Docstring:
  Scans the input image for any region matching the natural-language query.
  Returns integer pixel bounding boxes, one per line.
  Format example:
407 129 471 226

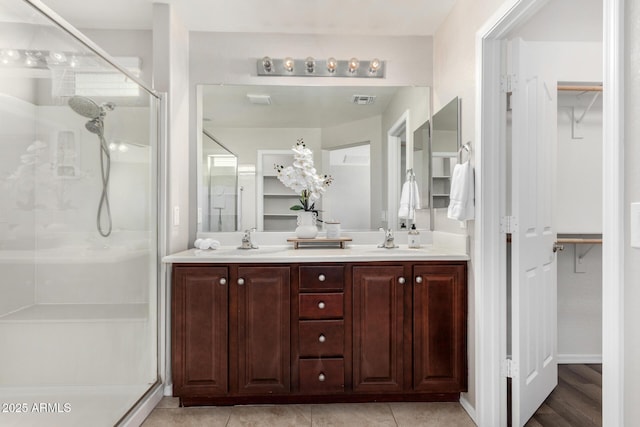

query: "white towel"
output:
447 161 475 221
194 238 221 250
212 186 226 209
398 180 421 221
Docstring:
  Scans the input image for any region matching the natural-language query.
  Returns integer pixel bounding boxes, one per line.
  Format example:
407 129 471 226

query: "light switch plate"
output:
632 203 640 248
173 206 180 227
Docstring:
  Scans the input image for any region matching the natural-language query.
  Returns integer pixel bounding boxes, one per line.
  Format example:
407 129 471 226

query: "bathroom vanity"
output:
165 246 468 406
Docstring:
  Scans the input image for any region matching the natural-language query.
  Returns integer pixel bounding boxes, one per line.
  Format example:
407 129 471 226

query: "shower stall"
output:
0 1 161 425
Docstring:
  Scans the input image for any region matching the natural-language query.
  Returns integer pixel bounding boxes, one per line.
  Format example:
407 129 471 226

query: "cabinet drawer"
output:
299 266 344 291
299 293 344 319
299 358 345 393
299 320 344 357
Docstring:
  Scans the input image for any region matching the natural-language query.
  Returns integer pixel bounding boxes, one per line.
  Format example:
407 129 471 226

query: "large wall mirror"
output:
197 84 430 232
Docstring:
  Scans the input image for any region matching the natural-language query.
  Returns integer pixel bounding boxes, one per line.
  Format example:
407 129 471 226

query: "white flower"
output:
274 138 333 211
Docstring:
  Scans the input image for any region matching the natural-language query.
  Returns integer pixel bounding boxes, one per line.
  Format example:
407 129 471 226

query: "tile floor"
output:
142 398 476 427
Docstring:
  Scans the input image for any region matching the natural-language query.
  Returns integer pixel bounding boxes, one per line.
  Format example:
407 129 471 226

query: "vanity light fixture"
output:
256 57 385 78
283 57 295 72
305 56 315 73
369 58 381 74
261 56 273 73
326 57 338 73
347 57 359 73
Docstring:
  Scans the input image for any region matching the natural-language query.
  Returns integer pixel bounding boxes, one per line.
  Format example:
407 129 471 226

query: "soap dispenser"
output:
408 224 420 248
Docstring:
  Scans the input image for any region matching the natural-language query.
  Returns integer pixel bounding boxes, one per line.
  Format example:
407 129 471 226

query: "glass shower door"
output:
0 1 160 425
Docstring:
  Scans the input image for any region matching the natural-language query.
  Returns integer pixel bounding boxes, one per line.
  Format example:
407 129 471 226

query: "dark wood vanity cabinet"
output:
171 261 466 405
412 263 467 392
172 265 229 397
352 262 467 395
172 264 291 401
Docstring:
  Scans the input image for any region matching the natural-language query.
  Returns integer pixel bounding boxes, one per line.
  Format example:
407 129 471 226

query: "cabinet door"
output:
236 266 291 394
172 266 229 396
352 265 405 392
412 263 467 392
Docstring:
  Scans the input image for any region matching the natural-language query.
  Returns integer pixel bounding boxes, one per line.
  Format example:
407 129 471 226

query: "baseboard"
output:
557 354 602 364
163 384 173 396
459 394 478 425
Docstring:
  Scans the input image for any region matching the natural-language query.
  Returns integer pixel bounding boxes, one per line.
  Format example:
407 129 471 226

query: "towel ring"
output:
458 142 471 163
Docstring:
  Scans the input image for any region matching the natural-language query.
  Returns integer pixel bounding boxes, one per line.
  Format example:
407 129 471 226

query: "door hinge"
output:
501 74 516 93
501 216 518 234
503 359 518 378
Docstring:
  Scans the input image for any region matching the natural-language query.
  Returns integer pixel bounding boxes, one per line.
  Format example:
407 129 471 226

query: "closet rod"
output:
557 238 602 244
505 236 602 245
557 85 602 92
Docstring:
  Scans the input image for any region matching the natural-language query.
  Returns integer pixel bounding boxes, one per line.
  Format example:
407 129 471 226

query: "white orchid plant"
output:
274 139 333 215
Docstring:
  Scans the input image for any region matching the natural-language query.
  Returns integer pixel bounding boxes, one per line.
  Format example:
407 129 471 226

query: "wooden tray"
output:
286 237 352 249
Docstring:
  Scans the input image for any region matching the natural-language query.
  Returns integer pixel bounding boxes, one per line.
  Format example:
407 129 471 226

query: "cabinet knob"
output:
398 277 406 285
415 276 423 284
318 334 326 343
237 278 245 286
219 278 227 285
317 301 326 309
318 274 326 282
318 372 326 382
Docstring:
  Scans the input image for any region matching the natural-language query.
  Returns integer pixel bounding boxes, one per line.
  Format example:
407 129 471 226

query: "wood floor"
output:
525 364 602 427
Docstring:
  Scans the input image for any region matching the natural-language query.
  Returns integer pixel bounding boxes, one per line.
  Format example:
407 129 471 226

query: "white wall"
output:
557 245 602 362
432 0 506 411
557 94 603 234
624 0 640 423
322 115 382 227
188 32 433 240
153 4 190 253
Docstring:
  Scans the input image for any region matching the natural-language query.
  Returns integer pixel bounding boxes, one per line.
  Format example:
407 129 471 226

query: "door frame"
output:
387 110 411 230
474 1 624 426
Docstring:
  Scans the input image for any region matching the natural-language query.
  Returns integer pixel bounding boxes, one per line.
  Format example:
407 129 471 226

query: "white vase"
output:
295 211 318 239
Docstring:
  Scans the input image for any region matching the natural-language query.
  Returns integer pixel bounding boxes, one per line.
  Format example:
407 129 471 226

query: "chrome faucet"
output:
378 227 398 249
238 228 258 249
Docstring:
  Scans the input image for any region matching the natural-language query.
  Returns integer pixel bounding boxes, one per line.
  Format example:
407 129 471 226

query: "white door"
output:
510 38 558 427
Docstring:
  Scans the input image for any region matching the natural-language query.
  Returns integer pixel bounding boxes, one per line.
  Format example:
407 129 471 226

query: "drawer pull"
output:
318 274 326 282
318 301 326 309
318 372 326 382
398 277 406 285
237 278 245 286
415 276 423 284
219 278 227 285
318 334 326 343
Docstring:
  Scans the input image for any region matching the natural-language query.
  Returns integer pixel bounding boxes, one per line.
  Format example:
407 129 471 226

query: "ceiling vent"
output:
246 93 272 105
352 95 376 105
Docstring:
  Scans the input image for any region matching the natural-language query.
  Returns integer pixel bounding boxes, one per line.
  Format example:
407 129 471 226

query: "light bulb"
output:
348 57 359 73
369 58 381 73
326 57 337 73
48 51 66 64
305 56 315 73
118 143 129 153
109 142 117 151
262 56 272 72
283 57 294 72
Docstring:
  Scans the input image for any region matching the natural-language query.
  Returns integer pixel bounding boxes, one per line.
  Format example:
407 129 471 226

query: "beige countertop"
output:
163 244 469 264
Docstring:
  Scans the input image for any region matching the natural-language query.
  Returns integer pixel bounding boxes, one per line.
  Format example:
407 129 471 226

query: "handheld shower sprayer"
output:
68 95 116 237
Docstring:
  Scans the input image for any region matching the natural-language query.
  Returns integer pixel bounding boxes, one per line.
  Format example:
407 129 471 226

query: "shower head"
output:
68 96 101 119
85 118 103 135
